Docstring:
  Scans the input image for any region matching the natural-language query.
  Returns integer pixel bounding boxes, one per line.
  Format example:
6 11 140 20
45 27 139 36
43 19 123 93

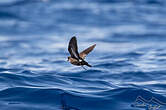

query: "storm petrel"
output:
67 36 96 68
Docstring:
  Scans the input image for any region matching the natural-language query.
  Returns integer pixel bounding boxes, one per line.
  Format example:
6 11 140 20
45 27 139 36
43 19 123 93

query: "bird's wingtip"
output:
72 36 76 38
93 44 96 47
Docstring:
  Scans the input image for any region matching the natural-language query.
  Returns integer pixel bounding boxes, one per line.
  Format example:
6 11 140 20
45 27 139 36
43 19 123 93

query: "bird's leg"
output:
81 66 87 70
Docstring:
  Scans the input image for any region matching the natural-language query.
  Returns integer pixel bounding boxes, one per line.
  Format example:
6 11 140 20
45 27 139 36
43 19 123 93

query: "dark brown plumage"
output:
67 36 96 67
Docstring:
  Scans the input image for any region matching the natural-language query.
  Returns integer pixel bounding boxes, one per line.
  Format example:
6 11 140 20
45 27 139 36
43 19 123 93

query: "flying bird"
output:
67 36 96 69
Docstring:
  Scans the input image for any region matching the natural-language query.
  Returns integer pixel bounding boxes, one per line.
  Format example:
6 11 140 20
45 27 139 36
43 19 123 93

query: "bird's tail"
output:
86 63 92 67
80 59 92 67
84 61 92 67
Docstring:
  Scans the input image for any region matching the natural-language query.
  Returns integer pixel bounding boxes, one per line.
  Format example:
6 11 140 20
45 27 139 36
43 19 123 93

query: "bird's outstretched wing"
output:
79 44 96 59
68 36 80 60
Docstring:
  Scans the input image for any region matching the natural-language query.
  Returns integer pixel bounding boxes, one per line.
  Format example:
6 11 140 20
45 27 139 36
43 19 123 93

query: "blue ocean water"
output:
0 0 166 110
